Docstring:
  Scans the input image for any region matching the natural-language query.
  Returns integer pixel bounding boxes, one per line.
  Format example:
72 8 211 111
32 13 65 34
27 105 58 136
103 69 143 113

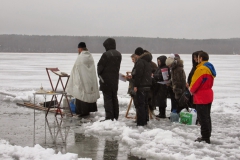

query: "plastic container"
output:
170 109 179 122
190 108 197 125
179 108 197 125
62 97 76 114
62 97 68 108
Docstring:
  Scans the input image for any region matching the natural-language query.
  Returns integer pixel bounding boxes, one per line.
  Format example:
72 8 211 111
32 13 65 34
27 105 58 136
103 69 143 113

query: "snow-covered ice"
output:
0 53 240 160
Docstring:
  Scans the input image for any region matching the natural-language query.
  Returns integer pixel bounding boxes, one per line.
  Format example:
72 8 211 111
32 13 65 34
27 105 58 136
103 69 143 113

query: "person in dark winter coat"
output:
152 55 169 118
187 51 200 109
124 53 138 108
97 38 122 121
166 54 186 113
166 54 179 112
125 54 137 96
147 50 158 113
132 47 152 126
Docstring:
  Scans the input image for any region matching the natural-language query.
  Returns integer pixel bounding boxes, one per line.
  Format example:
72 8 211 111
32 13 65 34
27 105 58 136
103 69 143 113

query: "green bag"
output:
179 112 193 125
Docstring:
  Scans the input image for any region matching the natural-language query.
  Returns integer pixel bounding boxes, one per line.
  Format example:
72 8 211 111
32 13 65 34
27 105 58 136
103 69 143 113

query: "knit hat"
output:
78 42 86 48
134 47 144 56
169 53 175 59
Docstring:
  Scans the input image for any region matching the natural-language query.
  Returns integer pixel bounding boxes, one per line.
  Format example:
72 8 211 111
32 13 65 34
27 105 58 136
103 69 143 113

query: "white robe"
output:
66 51 100 103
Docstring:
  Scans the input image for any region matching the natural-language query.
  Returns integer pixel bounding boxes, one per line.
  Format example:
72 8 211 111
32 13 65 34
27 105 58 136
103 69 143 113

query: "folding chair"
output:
45 68 73 117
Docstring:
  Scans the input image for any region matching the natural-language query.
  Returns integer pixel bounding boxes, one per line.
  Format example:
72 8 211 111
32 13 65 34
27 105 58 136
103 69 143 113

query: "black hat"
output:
78 42 86 48
134 47 144 56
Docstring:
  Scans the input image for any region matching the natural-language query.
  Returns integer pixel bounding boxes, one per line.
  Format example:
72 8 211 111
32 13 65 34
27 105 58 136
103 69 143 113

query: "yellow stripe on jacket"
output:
190 61 215 104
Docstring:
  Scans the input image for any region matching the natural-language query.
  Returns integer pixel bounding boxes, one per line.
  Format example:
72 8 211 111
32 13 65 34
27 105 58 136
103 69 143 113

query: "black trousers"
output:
169 89 178 112
103 91 119 120
158 99 167 116
196 103 212 140
169 88 185 113
136 90 149 126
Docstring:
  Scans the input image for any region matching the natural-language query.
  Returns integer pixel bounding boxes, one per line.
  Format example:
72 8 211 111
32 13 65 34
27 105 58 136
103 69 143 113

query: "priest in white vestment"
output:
66 42 100 116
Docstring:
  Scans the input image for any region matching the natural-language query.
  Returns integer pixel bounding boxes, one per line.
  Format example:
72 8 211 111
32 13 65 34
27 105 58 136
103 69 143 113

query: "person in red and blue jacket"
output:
190 51 216 144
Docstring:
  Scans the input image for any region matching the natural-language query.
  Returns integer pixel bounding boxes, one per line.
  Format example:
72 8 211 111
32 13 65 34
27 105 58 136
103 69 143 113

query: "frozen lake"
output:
0 53 240 160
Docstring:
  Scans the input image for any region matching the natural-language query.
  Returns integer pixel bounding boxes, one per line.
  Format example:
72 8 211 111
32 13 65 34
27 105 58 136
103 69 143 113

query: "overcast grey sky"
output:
1 0 240 39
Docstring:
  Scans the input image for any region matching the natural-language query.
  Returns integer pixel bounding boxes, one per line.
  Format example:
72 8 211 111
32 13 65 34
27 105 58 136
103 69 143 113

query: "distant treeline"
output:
0 34 239 54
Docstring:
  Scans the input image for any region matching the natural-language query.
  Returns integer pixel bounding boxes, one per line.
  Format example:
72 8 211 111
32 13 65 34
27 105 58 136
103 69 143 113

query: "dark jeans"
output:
169 89 178 112
136 90 149 126
103 91 119 120
196 103 212 140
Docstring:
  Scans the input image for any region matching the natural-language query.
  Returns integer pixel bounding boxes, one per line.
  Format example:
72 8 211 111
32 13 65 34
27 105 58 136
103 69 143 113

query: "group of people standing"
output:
66 37 216 144
126 49 187 126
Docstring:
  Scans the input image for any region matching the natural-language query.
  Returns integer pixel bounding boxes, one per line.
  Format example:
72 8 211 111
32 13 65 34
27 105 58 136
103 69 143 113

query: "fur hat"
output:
78 42 86 48
134 47 144 56
174 53 180 59
166 57 175 66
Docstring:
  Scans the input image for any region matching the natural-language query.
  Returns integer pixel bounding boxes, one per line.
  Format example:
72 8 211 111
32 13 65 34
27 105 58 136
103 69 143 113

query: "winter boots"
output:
194 137 211 144
156 107 167 118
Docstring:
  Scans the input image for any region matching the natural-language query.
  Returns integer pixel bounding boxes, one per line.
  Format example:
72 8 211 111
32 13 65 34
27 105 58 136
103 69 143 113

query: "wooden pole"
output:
125 97 133 118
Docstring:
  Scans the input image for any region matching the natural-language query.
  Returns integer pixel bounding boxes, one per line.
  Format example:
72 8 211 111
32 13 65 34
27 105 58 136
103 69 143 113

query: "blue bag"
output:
70 99 76 114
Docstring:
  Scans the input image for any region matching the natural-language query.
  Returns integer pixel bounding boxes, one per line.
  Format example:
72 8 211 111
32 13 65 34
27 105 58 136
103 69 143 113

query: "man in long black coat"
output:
97 38 122 120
